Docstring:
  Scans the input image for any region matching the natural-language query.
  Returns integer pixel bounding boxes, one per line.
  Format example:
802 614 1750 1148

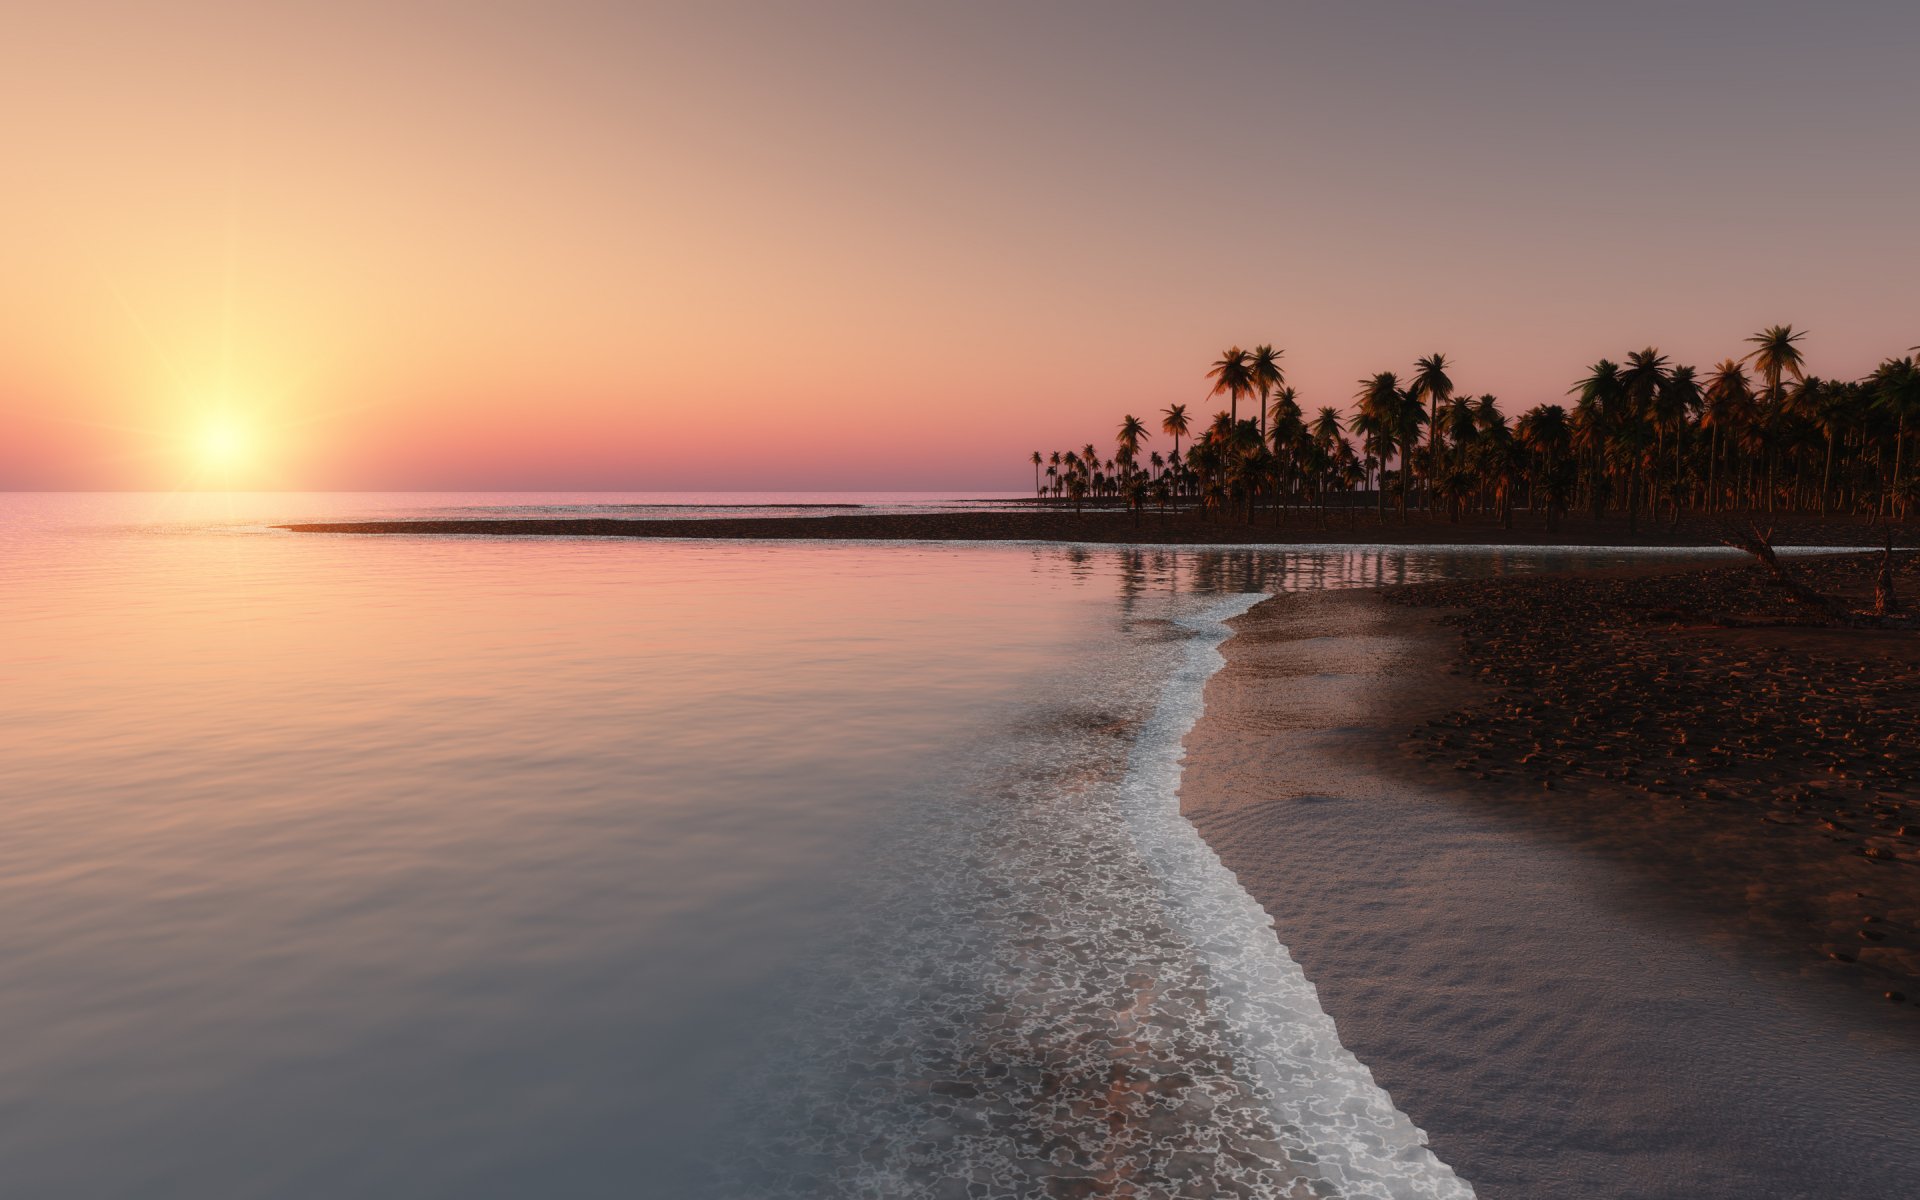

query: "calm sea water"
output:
0 494 1738 1198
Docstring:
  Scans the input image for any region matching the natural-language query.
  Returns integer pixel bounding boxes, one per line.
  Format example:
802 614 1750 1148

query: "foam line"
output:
1117 593 1476 1199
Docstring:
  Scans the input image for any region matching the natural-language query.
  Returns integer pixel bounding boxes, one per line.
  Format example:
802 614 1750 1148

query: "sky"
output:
2 1 1917 491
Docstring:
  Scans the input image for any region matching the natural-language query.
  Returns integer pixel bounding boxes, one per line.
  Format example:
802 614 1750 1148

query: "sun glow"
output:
196 418 250 467
178 410 273 484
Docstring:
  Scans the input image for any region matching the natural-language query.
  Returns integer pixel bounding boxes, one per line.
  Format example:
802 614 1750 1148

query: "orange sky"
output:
4 2 1917 490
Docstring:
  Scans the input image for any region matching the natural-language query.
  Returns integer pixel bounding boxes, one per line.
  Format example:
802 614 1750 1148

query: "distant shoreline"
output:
281 509 1913 548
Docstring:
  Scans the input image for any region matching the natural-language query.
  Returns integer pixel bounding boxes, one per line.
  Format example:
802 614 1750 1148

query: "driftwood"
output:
1715 523 1920 630
1718 524 1855 622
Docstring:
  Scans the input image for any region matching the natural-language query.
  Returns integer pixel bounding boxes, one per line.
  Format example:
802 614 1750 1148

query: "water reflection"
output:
0 495 1732 1199
1086 543 1726 622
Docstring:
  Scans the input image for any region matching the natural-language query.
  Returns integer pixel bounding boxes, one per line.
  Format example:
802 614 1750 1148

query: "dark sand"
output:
1389 552 1920 1003
1180 586 1920 1199
283 509 1912 548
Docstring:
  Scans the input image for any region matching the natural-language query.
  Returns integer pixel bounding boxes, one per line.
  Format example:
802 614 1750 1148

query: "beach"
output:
282 508 1912 548
1179 566 1920 1198
279 507 1920 1193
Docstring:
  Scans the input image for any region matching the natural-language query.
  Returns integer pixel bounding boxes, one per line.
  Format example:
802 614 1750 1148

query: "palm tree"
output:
1515 404 1571 523
1358 372 1419 520
1790 377 1849 516
1472 429 1523 529
1066 473 1087 515
1408 353 1455 512
1744 325 1808 401
1617 349 1670 529
1039 333 1920 532
1265 387 1303 517
1268 386 1302 440
1657 365 1700 522
1305 407 1345 524
1873 356 1920 518
1207 347 1254 426
1442 396 1479 469
1701 360 1753 513
1309 406 1344 448
1124 472 1148 526
1743 326 1807 512
1232 441 1275 526
1161 403 1191 463
1349 402 1392 521
1570 359 1626 519
1249 345 1285 444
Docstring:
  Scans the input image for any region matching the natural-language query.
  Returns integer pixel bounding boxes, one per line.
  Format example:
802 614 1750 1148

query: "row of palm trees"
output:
1030 327 1920 528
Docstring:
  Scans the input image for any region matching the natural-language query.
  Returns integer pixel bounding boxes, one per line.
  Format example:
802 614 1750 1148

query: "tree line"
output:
1029 328 1920 529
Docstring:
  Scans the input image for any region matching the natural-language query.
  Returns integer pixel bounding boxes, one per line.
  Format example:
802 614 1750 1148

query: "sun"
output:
193 417 253 473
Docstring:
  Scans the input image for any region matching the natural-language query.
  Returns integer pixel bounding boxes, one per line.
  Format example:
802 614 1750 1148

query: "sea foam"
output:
1117 594 1474 1199
732 588 1473 1199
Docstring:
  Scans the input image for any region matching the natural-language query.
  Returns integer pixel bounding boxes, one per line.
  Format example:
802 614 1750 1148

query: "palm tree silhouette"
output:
1408 354 1455 513
1066 474 1087 515
1701 360 1753 513
1413 351 1451 510
1207 347 1254 426
1030 330 1920 529
1309 406 1344 448
1745 325 1808 401
1249 345 1285 444
1515 404 1571 526
1356 372 1417 520
1657 365 1701 523
1873 356 1920 518
1161 404 1191 459
1617 349 1670 530
1350 402 1392 521
1570 359 1626 520
1743 326 1807 512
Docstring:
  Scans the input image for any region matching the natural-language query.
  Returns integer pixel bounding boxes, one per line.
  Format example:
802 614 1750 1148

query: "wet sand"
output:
283 509 1911 548
1179 588 1920 1199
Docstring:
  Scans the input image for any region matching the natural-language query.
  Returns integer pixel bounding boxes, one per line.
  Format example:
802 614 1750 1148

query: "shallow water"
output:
0 494 1735 1197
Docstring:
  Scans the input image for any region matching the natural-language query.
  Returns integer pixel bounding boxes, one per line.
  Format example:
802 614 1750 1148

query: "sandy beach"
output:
1179 579 1920 1199
283 508 1914 548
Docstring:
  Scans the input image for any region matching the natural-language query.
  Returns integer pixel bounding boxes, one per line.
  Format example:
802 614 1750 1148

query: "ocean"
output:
0 492 1724 1198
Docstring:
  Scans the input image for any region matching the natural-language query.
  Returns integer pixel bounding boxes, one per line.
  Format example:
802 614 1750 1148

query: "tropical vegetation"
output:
1028 329 1920 528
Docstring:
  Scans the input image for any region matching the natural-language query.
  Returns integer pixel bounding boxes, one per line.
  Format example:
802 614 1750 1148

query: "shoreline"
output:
280 509 1915 548
1177 581 1920 1198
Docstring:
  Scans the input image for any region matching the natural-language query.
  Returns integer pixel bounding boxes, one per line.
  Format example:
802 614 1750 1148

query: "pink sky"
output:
3 2 1916 490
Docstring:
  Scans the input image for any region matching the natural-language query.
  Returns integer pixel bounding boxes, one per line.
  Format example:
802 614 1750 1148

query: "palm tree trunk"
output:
1894 415 1907 520
1427 400 1439 514
1821 432 1835 517
1706 428 1718 515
